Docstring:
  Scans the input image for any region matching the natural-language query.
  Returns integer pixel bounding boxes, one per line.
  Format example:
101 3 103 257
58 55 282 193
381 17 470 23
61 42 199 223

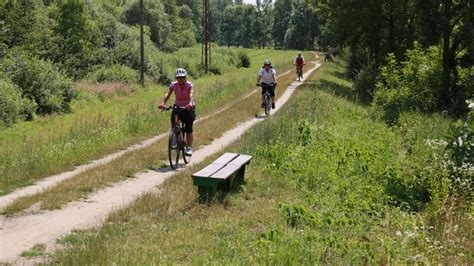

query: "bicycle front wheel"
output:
180 130 191 164
264 94 271 117
168 129 180 169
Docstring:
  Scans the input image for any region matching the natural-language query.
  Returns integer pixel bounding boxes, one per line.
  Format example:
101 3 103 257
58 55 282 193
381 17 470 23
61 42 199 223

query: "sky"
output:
243 0 256 4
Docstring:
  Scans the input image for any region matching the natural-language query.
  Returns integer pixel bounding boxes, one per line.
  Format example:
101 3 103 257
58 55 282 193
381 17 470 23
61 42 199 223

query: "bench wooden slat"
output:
212 153 239 165
228 155 252 166
192 163 224 177
210 164 242 179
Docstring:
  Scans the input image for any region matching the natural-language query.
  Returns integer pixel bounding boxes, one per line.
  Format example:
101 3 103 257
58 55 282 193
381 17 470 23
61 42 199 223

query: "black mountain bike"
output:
296 65 303 81
260 83 274 117
163 105 191 169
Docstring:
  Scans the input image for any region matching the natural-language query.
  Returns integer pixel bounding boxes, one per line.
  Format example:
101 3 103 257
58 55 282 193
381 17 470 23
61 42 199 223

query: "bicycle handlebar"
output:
160 105 190 111
257 83 276 87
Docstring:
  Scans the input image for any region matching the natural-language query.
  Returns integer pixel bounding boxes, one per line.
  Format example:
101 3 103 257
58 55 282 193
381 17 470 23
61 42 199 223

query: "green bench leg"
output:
218 179 231 192
198 186 217 202
235 165 246 185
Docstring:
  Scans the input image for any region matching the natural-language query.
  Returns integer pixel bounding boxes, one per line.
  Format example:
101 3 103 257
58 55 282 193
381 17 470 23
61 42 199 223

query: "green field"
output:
47 61 472 264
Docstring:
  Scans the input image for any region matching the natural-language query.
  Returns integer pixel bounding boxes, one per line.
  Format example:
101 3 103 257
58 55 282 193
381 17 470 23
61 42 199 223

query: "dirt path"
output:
0 58 321 264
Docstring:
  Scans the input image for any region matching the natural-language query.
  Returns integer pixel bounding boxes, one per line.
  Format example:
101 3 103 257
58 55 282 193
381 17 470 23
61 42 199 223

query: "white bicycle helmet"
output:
263 60 271 65
175 68 187 78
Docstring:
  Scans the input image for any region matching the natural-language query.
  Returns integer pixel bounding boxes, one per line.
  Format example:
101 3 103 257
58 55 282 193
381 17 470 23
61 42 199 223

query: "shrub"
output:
445 105 473 197
1 50 76 114
86 64 138 83
0 79 23 126
372 45 444 123
237 52 251 68
352 64 378 103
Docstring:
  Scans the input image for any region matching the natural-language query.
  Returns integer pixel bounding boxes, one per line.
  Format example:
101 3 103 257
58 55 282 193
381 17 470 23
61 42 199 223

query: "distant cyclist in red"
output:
294 52 305 79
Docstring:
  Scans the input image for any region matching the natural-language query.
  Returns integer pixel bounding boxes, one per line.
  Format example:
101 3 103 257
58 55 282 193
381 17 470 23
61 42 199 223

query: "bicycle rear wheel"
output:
168 129 180 169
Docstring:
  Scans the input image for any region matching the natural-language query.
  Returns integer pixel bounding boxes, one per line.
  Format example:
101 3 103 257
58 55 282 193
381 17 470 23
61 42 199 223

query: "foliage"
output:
122 0 171 48
1 50 76 115
0 79 34 127
352 64 378 103
53 1 102 78
86 64 139 83
445 106 473 197
237 52 251 68
272 0 292 49
372 45 444 123
284 1 318 50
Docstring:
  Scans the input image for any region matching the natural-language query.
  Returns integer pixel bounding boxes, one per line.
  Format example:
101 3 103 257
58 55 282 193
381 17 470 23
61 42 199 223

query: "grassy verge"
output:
0 48 297 196
47 61 472 264
1 51 314 215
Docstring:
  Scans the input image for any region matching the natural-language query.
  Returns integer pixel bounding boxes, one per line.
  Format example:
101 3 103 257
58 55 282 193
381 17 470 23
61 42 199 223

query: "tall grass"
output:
0 48 297 196
48 61 471 264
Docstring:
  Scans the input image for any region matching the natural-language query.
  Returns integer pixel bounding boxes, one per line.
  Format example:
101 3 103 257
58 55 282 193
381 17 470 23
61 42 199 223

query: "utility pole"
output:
139 0 145 85
202 0 210 74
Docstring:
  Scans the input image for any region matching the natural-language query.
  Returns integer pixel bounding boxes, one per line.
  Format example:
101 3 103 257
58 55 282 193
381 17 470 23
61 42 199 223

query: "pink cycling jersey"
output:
170 81 193 107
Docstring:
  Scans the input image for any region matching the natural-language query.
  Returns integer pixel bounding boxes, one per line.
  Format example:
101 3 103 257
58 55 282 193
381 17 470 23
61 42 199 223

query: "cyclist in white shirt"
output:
256 60 277 109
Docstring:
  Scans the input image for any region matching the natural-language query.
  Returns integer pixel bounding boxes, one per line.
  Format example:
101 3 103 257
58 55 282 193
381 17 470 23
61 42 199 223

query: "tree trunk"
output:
442 0 455 110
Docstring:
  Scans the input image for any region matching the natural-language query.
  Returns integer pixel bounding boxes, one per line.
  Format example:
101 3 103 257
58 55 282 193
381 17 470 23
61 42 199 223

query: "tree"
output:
272 0 292 49
123 0 171 48
285 0 318 50
53 1 100 78
255 0 274 49
221 6 239 47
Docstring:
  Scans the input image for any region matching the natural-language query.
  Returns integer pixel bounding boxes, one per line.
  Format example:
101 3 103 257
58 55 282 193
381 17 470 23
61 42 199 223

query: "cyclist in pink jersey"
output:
159 68 195 156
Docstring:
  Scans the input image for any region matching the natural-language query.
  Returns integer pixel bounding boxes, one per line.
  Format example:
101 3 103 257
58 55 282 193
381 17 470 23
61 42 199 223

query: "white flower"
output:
466 100 473 109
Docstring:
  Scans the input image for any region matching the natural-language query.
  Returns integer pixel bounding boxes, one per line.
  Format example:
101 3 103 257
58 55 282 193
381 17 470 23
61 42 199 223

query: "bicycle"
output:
296 65 303 81
162 105 191 169
260 83 274 117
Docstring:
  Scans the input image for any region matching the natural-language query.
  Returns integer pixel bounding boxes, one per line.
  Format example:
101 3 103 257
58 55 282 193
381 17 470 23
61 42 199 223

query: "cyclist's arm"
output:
256 74 261 86
160 87 173 106
189 86 195 107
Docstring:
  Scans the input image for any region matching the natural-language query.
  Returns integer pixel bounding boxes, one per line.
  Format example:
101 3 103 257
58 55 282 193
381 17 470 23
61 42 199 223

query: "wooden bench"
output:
192 153 252 201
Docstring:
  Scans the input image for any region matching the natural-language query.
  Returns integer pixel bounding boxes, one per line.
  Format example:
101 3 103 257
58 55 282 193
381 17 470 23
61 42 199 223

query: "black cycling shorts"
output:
170 106 196 134
260 83 276 97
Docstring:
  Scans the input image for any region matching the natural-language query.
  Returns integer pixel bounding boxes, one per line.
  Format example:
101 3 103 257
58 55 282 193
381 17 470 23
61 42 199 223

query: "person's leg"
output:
270 85 276 108
186 132 193 146
182 110 193 146
182 110 194 154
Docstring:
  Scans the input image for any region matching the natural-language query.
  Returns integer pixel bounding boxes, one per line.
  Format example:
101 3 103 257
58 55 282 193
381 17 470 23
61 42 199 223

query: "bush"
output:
352 64 378 103
237 52 251 68
445 106 473 195
0 79 23 126
372 45 444 123
1 50 76 114
0 79 36 126
86 64 138 83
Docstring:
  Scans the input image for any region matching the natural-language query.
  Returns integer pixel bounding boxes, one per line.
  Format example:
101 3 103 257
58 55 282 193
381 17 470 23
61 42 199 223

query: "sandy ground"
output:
0 59 321 264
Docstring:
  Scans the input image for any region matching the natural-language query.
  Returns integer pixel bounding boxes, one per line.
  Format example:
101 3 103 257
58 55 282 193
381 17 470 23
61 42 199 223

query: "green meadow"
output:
47 61 472 264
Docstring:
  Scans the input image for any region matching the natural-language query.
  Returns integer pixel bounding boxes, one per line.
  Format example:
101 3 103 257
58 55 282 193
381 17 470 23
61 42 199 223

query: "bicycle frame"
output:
296 65 303 81
163 105 190 169
260 83 273 117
